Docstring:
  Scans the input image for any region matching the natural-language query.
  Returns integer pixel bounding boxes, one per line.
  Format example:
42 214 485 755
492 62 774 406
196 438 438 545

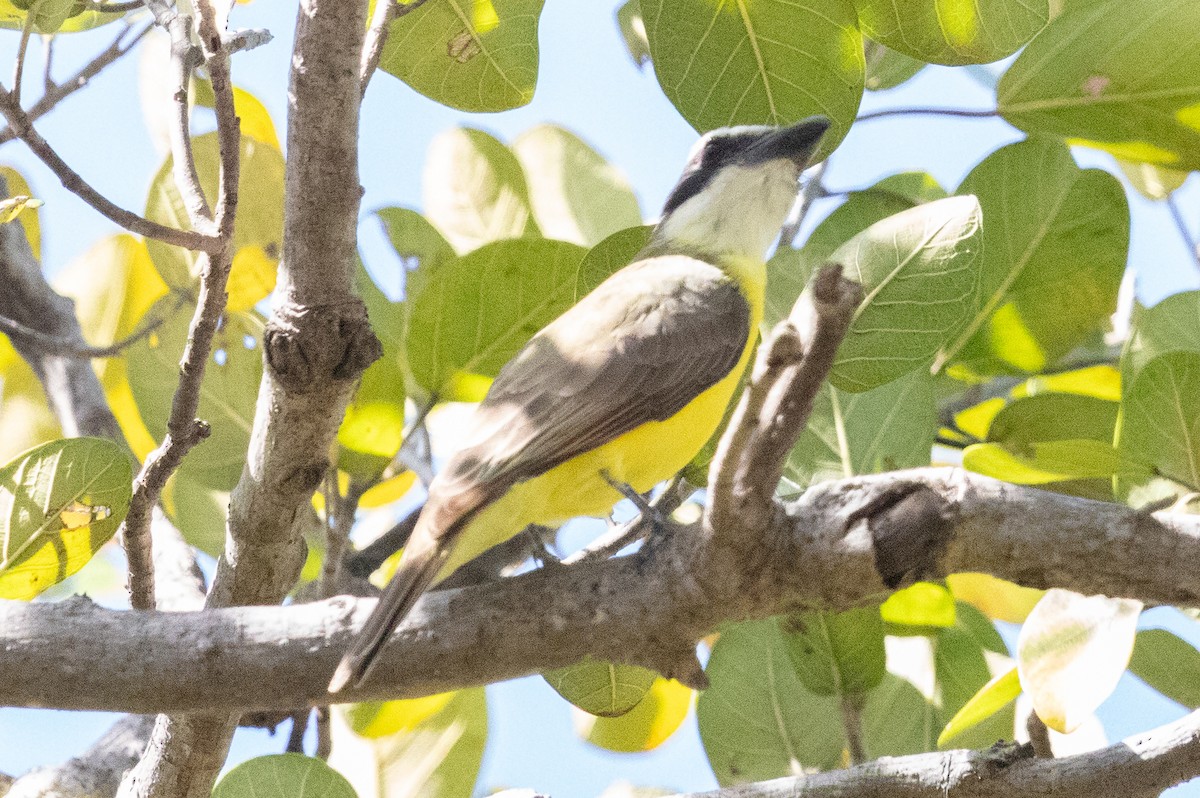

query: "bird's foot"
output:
523 524 561 570
600 470 663 534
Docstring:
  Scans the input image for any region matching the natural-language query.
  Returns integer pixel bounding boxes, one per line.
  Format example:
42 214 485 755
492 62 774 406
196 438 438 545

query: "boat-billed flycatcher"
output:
329 116 832 693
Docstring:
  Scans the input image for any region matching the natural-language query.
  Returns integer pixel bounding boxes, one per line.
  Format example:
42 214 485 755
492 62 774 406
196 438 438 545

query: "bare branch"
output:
856 107 999 122
10 1 38 109
144 0 215 233
0 293 185 359
706 264 862 546
3 468 1198 712
0 23 150 147
6 716 156 798
0 88 217 251
778 158 828 247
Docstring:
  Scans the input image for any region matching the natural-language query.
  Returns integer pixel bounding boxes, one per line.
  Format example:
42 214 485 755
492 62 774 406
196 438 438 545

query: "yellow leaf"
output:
360 471 417 509
578 678 693 752
344 692 456 739
0 166 40 258
0 195 42 224
0 341 61 461
954 397 1005 440
937 667 1021 746
233 86 280 150
227 244 278 311
948 573 1044 624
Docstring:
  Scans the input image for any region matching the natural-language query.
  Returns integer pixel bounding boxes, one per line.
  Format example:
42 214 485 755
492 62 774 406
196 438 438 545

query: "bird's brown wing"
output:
427 254 752 534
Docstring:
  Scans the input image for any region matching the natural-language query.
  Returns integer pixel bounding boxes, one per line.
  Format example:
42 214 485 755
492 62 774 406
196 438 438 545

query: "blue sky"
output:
0 0 1197 795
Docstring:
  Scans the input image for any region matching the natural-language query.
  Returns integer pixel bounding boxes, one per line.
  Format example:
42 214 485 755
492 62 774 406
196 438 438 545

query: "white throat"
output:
654 163 799 259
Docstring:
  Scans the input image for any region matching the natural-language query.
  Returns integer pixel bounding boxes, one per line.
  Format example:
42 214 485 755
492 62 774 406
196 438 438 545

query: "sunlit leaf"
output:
330 688 486 798
380 0 543 112
881 582 956 629
963 439 1122 484
52 235 169 462
145 133 284 296
344 692 456 739
213 754 355 798
1017 588 1142 733
997 0 1200 170
1117 160 1189 201
405 238 587 402
0 165 40 258
512 125 642 247
939 138 1128 376
642 0 862 158
0 344 60 462
854 0 1047 65
829 195 983 392
0 438 131 600
937 667 1021 746
1122 291 1200 392
616 0 651 68
128 302 263 490
579 677 693 752
422 127 539 253
545 658 657 717
948 573 1043 624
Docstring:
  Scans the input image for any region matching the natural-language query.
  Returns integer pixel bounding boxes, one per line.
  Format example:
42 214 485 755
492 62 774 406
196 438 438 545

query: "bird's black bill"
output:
741 115 831 167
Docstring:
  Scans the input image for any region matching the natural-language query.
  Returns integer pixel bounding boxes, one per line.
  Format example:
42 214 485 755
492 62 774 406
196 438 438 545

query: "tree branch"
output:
855 107 999 123
2 468 1197 712
119 0 378 793
0 22 150 147
0 293 185 358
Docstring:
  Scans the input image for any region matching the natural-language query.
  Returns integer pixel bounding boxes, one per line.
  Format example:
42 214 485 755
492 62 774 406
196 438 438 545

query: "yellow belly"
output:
437 313 760 579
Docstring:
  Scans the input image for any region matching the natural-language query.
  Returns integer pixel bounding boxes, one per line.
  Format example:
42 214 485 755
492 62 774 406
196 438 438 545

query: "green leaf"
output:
860 671 938 756
543 658 658 717
404 238 588 402
213 754 356 798
986 393 1118 445
779 607 886 696
331 688 486 798
127 301 263 491
641 0 863 158
165 471 228 558
380 0 543 112
854 0 1047 65
937 667 1021 746
339 261 407 480
1117 160 1189 201
829 195 983 392
144 133 284 305
1128 628 1200 709
933 604 1013 749
881 582 957 629
580 677 693 752
1122 291 1200 392
698 620 844 784
783 369 935 489
512 125 642 247
963 439 1123 484
421 127 539 253
575 225 654 299
1117 352 1200 492
864 39 925 91
376 208 457 283
997 0 1200 170
616 0 651 68
938 138 1129 376
1017 588 1142 733
767 173 947 328
0 438 132 601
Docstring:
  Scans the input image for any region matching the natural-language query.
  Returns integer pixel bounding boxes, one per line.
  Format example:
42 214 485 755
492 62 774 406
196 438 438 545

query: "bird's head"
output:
651 116 831 259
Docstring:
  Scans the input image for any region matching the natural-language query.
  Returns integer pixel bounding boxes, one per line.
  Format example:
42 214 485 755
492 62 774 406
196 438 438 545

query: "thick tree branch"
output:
119 0 378 794
2 468 1197 712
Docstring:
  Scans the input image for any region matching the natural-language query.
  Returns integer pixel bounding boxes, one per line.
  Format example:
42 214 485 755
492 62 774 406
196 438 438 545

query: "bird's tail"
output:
327 544 444 695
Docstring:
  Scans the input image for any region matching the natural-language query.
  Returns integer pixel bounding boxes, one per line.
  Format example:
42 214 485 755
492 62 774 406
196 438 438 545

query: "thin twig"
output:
0 86 216 251
345 504 422 578
41 35 53 94
11 0 41 109
359 0 436 97
0 293 185 358
855 107 999 123
563 476 690 566
145 0 214 233
285 711 310 754
0 23 149 146
114 0 243 611
706 264 864 543
1166 194 1200 273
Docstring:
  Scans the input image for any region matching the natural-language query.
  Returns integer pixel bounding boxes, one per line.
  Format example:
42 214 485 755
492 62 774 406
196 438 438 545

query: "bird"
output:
329 116 832 693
